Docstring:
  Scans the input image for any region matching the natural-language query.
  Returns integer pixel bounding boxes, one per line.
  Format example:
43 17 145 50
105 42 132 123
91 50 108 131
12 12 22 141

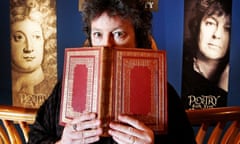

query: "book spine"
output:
99 47 113 136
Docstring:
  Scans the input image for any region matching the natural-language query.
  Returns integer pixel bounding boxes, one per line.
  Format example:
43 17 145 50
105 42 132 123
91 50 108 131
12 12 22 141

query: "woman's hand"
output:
108 114 154 144
57 112 103 144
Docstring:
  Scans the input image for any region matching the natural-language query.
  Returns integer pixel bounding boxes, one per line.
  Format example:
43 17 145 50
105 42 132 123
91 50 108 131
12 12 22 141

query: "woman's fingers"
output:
109 114 154 144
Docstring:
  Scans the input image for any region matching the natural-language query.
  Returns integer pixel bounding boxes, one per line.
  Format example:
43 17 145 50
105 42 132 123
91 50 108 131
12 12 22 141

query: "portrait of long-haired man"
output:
10 0 57 108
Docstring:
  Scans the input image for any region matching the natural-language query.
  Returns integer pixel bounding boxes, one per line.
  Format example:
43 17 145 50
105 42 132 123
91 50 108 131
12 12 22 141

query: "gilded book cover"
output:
60 47 167 135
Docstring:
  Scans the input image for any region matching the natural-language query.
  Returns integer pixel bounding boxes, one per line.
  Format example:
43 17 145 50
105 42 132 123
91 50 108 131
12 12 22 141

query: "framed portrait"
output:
10 0 57 108
181 0 232 110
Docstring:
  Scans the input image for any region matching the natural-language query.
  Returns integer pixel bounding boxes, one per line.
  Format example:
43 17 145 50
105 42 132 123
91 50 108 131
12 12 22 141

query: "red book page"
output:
60 47 102 125
72 64 87 112
130 66 151 114
113 48 167 134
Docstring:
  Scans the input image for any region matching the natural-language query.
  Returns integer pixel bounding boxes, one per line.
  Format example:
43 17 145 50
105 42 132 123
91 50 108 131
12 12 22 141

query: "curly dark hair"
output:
81 0 153 49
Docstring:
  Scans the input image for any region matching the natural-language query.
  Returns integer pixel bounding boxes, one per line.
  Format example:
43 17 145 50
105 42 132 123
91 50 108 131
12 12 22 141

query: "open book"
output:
59 47 168 136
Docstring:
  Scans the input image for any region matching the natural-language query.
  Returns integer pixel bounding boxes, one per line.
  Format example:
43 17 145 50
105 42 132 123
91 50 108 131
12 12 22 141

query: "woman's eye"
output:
13 32 25 42
206 21 213 26
113 31 126 39
224 25 231 32
32 32 43 40
205 20 216 27
32 34 40 40
92 32 102 39
204 17 217 26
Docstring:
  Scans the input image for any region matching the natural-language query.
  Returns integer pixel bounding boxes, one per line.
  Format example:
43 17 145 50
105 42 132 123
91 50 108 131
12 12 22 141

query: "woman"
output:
181 0 232 109
28 0 195 143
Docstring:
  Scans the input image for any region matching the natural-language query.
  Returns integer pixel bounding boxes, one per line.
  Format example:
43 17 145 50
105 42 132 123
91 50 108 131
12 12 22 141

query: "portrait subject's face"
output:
11 18 44 73
90 12 136 48
198 14 230 60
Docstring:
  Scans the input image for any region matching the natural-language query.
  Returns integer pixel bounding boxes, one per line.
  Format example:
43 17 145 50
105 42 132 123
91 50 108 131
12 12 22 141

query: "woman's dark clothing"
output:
181 57 227 110
28 81 196 144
